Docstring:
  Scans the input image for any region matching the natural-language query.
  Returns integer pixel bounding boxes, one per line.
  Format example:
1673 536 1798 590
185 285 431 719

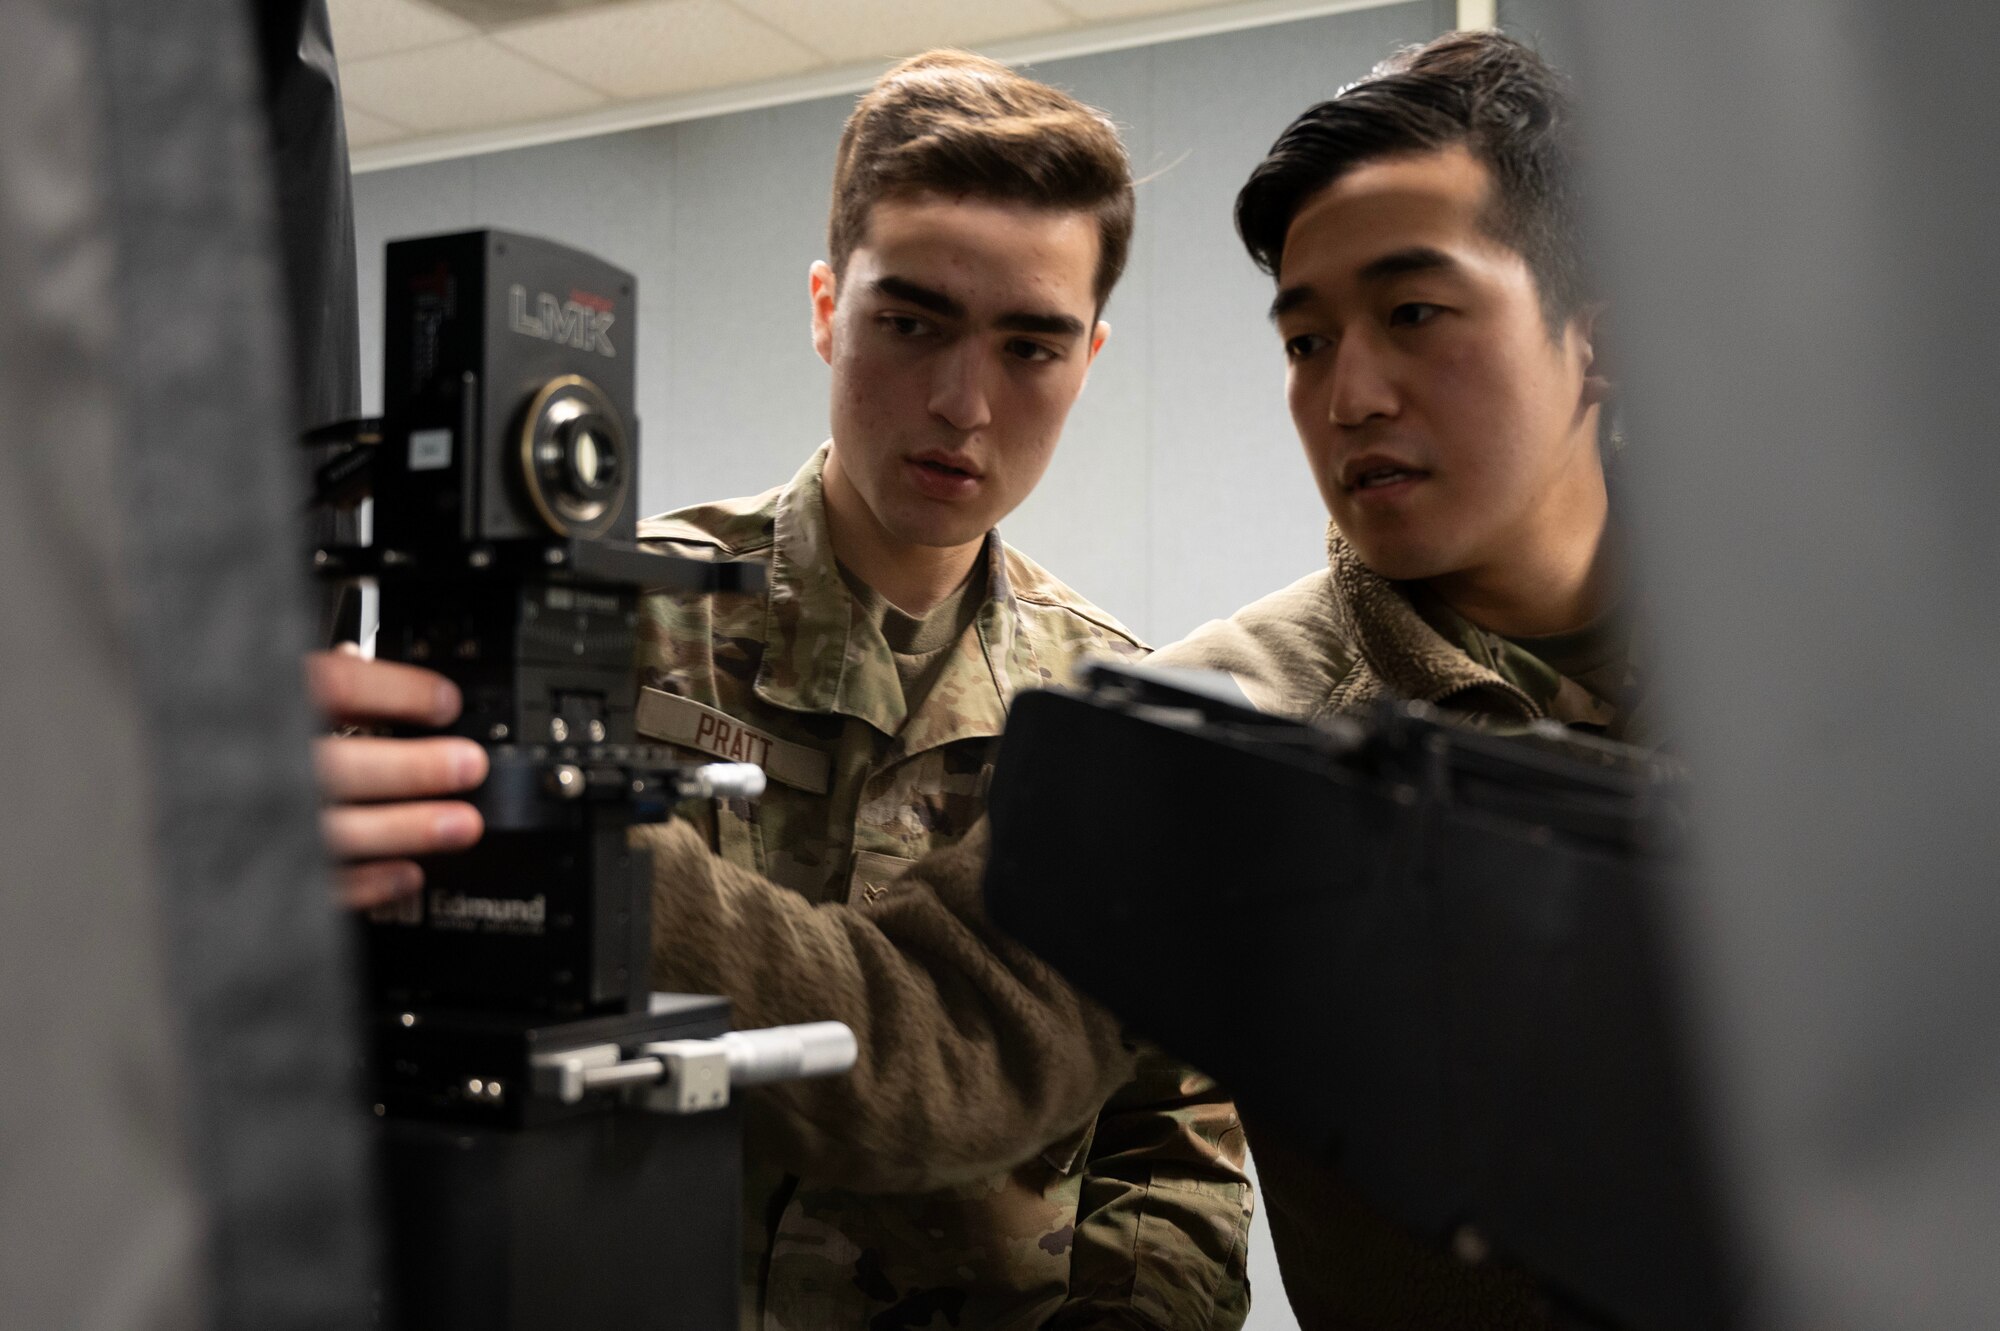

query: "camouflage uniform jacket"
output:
1163 525 1644 737
1158 524 1647 1330
636 445 1254 1331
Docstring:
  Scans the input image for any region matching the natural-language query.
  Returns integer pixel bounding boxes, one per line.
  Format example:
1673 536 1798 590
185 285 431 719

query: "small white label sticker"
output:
409 428 453 472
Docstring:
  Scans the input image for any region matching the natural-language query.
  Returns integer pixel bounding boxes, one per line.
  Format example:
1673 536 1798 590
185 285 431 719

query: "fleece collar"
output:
1320 524 1544 723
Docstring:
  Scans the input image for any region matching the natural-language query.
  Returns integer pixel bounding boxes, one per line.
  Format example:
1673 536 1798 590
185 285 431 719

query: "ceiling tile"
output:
735 0 1077 64
341 105 411 149
328 0 475 60
339 36 607 133
428 0 636 25
1051 0 1221 19
492 0 821 100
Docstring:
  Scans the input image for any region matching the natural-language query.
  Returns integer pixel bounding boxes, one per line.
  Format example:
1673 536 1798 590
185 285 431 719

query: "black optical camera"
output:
312 232 854 1331
312 229 762 1102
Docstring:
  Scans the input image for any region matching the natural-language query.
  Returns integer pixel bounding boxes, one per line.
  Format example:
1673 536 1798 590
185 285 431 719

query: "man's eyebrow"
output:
871 275 964 319
996 311 1087 338
1270 248 1462 320
1357 246 1458 283
873 275 1086 337
1269 285 1312 321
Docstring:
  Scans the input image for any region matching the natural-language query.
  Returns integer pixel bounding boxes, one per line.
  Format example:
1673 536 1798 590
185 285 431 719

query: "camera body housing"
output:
352 231 701 1022
377 229 637 548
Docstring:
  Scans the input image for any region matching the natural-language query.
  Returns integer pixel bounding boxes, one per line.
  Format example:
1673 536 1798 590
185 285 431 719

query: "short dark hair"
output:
1234 31 1588 329
829 50 1135 312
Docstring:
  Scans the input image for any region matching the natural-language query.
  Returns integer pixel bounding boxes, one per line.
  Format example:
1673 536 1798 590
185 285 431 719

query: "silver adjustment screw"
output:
587 719 606 743
550 717 570 742
468 548 493 569
489 723 510 742
544 547 567 566
550 764 584 799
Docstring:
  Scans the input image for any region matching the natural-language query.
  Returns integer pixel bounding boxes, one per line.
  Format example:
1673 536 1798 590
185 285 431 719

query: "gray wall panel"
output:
657 99 838 512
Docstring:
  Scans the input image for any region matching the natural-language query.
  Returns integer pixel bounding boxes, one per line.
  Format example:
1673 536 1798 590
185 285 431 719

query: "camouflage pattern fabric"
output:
638 445 1254 1331
1169 526 1646 742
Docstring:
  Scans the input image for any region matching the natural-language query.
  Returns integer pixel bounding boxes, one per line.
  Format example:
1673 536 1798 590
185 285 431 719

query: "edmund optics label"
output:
428 891 547 934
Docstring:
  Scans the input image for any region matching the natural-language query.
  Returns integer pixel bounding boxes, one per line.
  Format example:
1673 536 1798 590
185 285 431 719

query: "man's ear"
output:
1572 301 1613 411
810 261 837 366
1075 319 1111 393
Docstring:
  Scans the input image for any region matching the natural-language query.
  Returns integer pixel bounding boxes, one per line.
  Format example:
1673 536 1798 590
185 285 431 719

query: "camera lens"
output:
518 376 630 539
566 424 620 498
573 428 604 488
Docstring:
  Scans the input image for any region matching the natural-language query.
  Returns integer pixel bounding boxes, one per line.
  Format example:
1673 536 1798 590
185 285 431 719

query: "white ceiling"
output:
331 0 1404 169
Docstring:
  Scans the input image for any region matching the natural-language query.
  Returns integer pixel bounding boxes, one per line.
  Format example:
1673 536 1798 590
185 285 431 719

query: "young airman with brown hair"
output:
628 51 1252 1331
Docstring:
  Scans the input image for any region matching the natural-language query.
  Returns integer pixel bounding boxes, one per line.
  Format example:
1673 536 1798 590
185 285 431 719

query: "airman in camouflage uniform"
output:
637 445 1253 1330
1160 27 1645 1329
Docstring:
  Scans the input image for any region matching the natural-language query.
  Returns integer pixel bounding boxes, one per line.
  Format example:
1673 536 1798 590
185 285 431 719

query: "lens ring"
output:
516 375 629 538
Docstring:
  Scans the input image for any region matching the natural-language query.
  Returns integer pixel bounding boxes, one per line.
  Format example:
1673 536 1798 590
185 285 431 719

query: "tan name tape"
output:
636 688 830 795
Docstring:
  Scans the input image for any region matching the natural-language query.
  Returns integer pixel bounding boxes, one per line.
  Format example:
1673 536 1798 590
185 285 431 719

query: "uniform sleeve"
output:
1151 568 1350 718
641 815 1139 1194
1045 1047 1254 1330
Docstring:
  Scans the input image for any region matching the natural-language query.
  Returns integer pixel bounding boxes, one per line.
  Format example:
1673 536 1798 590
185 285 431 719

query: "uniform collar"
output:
754 443 1030 749
1326 525 1541 721
891 545 1033 758
1408 587 1618 728
1325 523 1624 730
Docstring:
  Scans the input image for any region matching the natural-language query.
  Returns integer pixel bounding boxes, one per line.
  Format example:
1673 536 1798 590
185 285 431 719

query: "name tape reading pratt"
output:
635 687 830 795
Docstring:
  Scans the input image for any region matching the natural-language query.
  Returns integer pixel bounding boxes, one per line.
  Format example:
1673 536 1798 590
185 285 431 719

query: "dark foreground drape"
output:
0 2 372 1329
1583 2 2000 1326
